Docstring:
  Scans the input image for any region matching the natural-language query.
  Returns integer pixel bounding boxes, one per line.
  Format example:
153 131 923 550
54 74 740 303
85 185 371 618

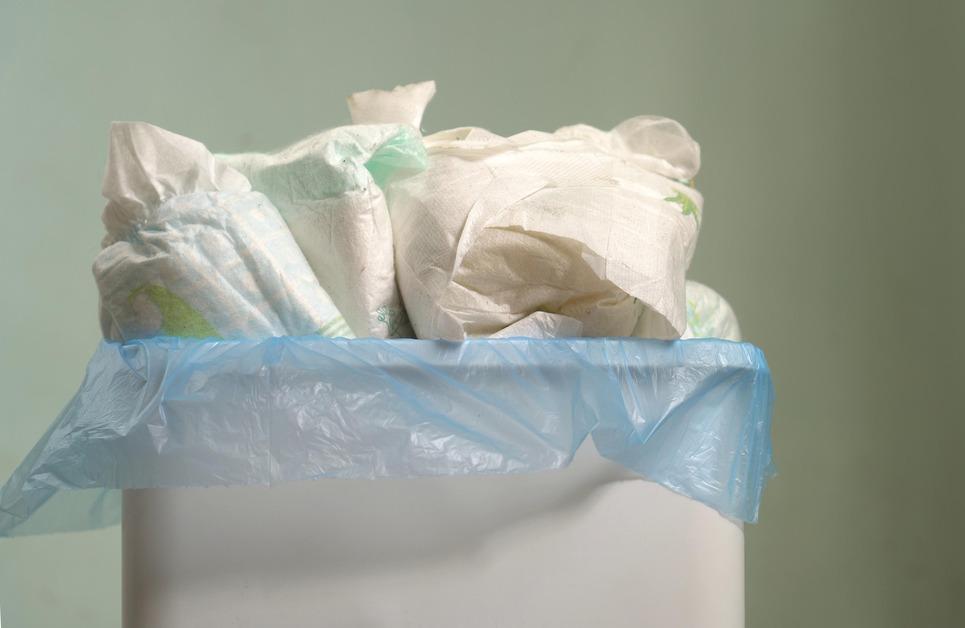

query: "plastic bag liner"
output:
0 337 774 536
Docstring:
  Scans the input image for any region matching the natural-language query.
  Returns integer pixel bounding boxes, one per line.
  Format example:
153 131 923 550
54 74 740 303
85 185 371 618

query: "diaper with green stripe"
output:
95 122 353 341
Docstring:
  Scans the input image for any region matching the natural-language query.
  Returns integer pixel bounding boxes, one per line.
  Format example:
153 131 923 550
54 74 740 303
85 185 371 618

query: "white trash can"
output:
123 447 744 628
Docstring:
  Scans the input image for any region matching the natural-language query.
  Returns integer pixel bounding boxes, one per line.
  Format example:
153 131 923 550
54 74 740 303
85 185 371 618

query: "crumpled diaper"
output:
95 122 351 341
220 114 428 338
681 280 742 341
358 82 704 340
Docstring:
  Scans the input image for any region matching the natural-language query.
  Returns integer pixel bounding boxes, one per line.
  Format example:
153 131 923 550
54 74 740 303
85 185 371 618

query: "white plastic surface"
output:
123 447 744 628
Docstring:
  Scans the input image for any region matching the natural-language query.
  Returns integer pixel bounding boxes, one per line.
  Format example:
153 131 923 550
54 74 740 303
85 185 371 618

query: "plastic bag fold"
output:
0 337 773 536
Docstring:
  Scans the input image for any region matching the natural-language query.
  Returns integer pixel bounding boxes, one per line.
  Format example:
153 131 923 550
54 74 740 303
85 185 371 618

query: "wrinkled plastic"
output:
0 337 773 536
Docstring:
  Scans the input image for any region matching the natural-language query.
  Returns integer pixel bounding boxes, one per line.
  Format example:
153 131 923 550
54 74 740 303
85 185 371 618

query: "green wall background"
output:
1 1 963 626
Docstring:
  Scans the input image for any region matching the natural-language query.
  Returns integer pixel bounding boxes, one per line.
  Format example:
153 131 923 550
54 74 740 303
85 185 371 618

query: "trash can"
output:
123 450 744 628
1 336 773 628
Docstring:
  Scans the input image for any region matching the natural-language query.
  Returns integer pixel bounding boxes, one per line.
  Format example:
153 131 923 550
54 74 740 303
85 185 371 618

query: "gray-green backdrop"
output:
2 2 963 626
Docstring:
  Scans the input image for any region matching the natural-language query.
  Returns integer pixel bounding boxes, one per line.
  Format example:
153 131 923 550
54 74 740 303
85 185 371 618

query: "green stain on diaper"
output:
129 284 220 339
665 191 700 221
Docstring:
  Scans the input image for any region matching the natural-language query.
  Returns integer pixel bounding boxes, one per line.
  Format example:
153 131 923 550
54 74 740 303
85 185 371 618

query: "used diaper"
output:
681 280 742 341
95 122 351 341
358 82 703 340
488 312 585 339
220 118 427 338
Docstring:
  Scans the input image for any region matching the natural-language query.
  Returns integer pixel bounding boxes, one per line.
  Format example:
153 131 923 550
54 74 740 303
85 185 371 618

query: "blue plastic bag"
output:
0 336 774 536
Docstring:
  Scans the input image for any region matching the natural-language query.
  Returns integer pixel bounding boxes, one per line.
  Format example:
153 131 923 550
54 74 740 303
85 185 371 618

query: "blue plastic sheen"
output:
0 336 774 536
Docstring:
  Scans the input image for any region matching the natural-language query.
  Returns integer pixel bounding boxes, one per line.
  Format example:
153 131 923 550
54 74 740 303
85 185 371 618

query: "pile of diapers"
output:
93 81 742 344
